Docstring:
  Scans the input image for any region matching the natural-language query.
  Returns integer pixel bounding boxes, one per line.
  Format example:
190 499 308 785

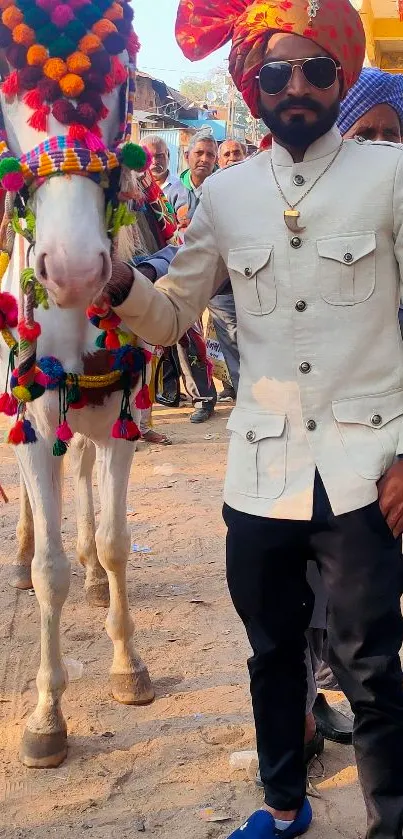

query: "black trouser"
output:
224 476 403 839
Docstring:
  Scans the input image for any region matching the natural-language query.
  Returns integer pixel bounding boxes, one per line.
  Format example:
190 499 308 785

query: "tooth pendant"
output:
284 209 306 233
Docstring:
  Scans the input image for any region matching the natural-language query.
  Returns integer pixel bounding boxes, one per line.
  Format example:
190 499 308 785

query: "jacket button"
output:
370 414 382 426
244 266 252 277
306 419 317 431
293 174 305 186
295 300 307 312
291 237 302 249
343 252 353 263
246 430 256 442
299 362 311 374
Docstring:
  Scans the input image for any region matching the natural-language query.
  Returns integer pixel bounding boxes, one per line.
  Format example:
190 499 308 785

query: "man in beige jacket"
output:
105 1 403 837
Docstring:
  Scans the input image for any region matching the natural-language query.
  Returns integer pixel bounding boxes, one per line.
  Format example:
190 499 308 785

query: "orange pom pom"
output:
59 73 84 98
79 33 101 55
2 5 23 28
66 51 91 75
104 2 123 20
44 57 66 81
92 18 116 38
13 24 35 46
27 44 48 66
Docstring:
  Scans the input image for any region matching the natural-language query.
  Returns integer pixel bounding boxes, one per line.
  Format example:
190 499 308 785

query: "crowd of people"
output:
103 2 403 835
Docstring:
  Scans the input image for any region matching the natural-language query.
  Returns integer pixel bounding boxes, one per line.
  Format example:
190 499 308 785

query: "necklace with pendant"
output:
270 142 343 233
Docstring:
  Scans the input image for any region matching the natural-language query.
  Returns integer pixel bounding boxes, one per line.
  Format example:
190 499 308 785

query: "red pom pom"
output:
67 123 87 142
79 89 103 112
52 98 76 125
99 104 109 120
56 420 73 441
2 71 20 97
24 88 44 109
0 392 17 416
83 71 106 93
111 418 140 441
37 77 60 102
103 73 114 94
19 66 42 90
6 43 27 70
105 330 121 350
124 419 140 440
76 102 97 127
8 419 25 445
28 105 50 132
0 291 18 327
111 56 127 86
127 31 140 59
135 385 151 410
18 319 41 341
111 418 125 438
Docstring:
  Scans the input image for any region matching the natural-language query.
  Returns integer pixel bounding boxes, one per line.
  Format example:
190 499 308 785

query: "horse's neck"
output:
3 234 99 370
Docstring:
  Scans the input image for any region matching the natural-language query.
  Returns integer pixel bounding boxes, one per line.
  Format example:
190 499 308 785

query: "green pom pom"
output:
53 439 68 457
121 143 148 172
36 23 58 47
95 332 106 349
49 35 75 59
0 157 21 180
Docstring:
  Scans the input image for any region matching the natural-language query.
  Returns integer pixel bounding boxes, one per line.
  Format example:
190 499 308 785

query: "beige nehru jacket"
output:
116 126 403 520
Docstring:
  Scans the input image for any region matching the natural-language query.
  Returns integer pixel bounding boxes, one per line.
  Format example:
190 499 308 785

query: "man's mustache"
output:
274 98 324 116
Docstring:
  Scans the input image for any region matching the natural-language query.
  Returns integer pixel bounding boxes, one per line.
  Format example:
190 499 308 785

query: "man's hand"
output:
378 460 403 537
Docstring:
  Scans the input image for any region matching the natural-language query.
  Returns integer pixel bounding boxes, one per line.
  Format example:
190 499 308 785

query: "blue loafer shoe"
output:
227 798 312 838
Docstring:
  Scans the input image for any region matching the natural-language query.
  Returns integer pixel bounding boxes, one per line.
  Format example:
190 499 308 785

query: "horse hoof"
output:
9 565 33 590
85 582 110 608
110 668 155 706
20 729 68 769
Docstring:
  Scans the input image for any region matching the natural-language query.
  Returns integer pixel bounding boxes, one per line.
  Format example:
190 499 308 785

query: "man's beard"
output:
259 96 340 147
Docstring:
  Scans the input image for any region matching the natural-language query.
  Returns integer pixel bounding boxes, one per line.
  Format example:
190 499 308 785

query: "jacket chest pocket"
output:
228 246 276 315
332 389 403 480
317 232 376 305
225 408 287 499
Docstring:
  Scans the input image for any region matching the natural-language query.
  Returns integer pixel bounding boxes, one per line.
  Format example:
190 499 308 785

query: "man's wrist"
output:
108 262 135 308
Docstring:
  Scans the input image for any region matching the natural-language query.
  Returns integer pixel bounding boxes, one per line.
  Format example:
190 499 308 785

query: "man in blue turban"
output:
338 66 403 142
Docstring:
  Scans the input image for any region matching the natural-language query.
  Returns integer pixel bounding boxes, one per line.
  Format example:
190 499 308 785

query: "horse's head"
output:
0 1 140 308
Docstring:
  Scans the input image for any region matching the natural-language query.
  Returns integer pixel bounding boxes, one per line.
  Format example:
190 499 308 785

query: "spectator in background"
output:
142 129 217 424
140 134 188 216
207 138 246 402
218 139 247 167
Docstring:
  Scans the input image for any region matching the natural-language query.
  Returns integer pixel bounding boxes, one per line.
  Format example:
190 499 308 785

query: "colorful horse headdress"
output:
0 0 151 189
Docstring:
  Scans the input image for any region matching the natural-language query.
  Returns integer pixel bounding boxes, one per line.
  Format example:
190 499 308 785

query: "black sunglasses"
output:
258 57 341 95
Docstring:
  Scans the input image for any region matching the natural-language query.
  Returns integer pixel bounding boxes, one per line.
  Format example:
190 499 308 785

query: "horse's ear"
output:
0 50 8 82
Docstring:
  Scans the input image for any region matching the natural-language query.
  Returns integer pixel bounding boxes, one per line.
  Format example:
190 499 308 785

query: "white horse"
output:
0 59 155 766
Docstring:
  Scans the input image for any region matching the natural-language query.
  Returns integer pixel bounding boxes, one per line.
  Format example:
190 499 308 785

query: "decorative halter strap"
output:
0 64 148 192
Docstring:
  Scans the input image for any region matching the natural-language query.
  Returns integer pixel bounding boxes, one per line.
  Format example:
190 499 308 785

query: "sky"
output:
132 0 229 88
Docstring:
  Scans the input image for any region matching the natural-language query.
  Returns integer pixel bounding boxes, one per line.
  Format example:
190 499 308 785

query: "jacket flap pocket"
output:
227 408 286 441
317 233 376 265
332 389 403 427
228 246 273 277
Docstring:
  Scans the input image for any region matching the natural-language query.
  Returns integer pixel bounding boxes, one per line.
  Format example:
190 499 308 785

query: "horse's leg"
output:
10 473 34 590
16 440 70 768
95 439 154 705
69 434 109 607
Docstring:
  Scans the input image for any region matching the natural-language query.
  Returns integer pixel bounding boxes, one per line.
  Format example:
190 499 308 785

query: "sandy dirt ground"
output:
0 402 364 839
